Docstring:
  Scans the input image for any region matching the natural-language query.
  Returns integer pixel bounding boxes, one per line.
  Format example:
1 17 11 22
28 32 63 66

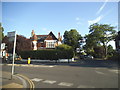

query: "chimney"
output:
58 32 60 40
31 30 35 37
60 36 62 41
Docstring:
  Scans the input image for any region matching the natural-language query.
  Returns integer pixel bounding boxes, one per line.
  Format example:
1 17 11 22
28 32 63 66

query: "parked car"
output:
80 55 94 60
8 54 22 61
86 55 94 59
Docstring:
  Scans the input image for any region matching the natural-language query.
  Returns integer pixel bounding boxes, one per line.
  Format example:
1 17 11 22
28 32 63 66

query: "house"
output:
30 30 62 50
115 31 120 52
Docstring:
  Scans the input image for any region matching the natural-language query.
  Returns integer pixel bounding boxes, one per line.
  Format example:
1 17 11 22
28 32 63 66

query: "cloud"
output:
76 17 80 21
114 22 118 26
75 17 82 25
88 15 103 26
42 27 56 34
96 0 108 15
76 22 81 25
42 28 47 31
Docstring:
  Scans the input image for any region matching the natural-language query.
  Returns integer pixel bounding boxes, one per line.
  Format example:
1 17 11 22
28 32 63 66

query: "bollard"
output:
28 57 31 64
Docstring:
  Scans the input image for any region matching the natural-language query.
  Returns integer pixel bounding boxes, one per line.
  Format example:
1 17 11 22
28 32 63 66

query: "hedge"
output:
19 49 74 60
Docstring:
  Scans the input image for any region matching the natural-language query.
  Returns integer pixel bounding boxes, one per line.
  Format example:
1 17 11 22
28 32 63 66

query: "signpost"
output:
7 31 16 79
0 43 5 58
1 43 5 50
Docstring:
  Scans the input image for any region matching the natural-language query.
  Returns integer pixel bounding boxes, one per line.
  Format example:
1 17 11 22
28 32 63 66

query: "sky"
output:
2 1 118 49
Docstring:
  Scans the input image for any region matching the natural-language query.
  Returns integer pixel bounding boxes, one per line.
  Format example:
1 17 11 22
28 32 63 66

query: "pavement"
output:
4 59 118 68
0 71 35 89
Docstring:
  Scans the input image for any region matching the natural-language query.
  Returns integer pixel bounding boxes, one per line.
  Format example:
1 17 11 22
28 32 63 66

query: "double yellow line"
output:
16 74 35 90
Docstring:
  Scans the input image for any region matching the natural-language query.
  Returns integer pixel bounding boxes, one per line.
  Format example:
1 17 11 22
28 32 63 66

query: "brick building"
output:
30 30 62 50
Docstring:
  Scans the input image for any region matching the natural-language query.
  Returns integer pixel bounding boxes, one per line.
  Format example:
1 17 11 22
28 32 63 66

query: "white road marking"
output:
58 82 73 87
109 70 118 74
95 68 101 70
95 71 105 75
5 64 55 67
43 80 57 84
49 66 54 67
77 85 95 88
31 78 43 82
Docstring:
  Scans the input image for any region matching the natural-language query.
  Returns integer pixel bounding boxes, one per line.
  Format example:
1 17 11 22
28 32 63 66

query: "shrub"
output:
19 46 74 60
107 51 120 61
56 44 73 50
56 44 74 59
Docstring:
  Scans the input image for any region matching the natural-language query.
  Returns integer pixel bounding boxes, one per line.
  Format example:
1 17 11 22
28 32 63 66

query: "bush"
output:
56 44 74 59
107 51 120 61
56 44 73 50
19 46 74 60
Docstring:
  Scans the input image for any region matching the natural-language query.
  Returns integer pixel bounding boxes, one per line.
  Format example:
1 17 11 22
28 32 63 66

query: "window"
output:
46 41 55 48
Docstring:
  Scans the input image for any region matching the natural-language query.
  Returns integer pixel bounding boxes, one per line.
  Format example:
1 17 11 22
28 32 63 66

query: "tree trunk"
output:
103 44 107 59
68 59 70 63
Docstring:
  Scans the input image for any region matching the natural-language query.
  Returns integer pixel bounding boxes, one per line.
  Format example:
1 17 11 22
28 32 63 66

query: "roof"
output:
36 32 58 42
36 35 48 37
47 31 58 40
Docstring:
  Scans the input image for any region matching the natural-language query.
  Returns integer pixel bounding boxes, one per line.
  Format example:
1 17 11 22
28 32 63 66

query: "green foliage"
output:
56 44 74 59
84 23 117 58
56 44 73 50
107 45 115 58
107 51 120 61
0 23 4 41
19 49 74 60
63 29 82 50
93 46 104 58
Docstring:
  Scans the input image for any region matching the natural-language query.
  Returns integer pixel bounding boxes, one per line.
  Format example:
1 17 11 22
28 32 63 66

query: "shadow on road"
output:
6 59 118 69
39 60 118 69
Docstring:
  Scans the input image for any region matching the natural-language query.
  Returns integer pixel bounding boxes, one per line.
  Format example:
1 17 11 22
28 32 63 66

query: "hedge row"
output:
19 49 74 60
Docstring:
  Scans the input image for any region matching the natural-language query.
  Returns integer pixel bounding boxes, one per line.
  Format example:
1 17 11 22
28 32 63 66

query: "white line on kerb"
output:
95 71 105 75
109 70 118 74
77 85 95 88
58 82 73 87
14 75 27 88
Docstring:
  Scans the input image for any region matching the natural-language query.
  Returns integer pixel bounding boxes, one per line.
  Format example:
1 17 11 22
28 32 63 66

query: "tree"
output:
2 35 32 54
16 35 32 54
83 34 100 57
56 44 73 50
63 29 82 50
88 23 117 58
0 23 4 41
107 45 115 57
93 46 104 58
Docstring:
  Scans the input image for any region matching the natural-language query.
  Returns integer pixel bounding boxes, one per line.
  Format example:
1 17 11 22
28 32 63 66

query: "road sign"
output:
7 31 16 42
7 31 15 37
9 37 15 42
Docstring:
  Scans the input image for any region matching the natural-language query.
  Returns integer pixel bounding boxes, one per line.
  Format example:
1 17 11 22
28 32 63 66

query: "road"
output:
2 60 119 88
